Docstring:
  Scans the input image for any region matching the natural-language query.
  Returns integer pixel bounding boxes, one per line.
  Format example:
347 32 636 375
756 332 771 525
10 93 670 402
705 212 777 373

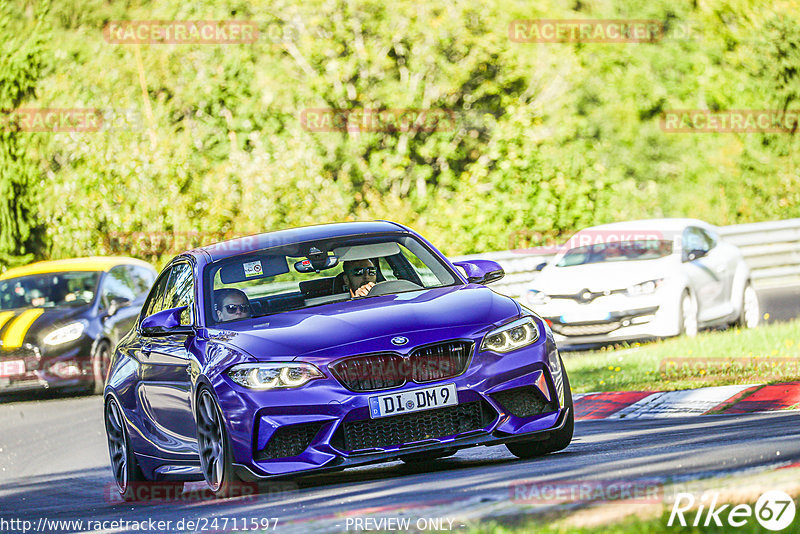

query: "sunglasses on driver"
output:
221 303 250 313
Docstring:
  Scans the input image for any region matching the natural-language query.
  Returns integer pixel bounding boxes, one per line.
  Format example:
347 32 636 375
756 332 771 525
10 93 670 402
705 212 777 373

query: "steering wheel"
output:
365 279 423 297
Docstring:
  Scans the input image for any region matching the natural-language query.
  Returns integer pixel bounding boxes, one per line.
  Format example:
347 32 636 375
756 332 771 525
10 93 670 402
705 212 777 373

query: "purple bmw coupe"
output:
104 221 573 499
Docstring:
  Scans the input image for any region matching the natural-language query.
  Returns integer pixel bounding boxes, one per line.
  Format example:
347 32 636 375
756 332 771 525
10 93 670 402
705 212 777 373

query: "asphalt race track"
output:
1 395 799 533
756 284 800 324
0 286 798 533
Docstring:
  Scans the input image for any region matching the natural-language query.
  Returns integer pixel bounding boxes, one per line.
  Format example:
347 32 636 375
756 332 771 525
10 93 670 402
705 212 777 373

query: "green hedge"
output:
0 0 798 270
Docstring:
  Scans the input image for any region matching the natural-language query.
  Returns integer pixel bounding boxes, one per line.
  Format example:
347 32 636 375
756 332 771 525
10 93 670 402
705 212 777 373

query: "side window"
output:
102 266 136 308
698 228 717 249
377 257 398 282
683 227 712 260
400 249 439 286
162 262 194 325
141 268 172 319
127 266 155 298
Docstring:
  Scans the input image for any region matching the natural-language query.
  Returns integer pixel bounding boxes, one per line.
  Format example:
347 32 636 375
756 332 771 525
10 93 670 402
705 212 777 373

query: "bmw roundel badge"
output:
391 336 408 346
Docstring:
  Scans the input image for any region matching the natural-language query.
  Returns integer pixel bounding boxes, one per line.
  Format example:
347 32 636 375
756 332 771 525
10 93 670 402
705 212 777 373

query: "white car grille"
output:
553 322 621 336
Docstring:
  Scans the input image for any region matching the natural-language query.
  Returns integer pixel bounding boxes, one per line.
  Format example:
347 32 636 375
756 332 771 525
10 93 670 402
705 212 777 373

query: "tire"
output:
196 388 243 498
506 358 574 459
104 397 146 501
678 290 698 337
400 448 457 463
91 341 112 395
735 282 760 329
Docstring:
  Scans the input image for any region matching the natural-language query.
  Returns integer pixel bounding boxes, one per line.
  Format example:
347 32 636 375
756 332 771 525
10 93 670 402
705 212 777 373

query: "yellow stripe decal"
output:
2 309 44 349
0 311 15 333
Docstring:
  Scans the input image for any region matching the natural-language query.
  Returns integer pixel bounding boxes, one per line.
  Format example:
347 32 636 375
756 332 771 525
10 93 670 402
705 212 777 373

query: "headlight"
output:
227 363 323 390
43 321 86 346
626 278 663 296
480 317 540 353
525 289 551 306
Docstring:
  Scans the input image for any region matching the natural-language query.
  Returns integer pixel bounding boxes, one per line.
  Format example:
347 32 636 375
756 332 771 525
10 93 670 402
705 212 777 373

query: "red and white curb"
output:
574 382 800 420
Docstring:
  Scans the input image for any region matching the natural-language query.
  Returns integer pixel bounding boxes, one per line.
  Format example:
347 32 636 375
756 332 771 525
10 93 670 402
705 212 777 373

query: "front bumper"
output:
233 406 571 481
0 338 94 392
548 305 665 345
215 339 568 479
529 291 681 346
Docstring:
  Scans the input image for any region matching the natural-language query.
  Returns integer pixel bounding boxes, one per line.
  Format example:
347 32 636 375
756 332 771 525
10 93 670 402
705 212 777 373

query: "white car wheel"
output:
680 291 698 337
739 283 760 329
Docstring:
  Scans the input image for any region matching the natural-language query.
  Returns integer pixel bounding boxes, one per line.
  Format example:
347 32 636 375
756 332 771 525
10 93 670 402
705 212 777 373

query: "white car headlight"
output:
227 363 323 390
626 278 663 296
43 321 87 346
525 289 551 306
480 317 540 353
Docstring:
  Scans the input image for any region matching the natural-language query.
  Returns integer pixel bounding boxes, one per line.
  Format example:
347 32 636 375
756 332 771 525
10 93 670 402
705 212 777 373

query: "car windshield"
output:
556 240 673 267
0 271 101 310
204 234 458 325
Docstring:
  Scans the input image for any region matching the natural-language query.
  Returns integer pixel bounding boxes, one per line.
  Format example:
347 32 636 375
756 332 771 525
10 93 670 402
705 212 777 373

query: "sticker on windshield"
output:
243 260 263 278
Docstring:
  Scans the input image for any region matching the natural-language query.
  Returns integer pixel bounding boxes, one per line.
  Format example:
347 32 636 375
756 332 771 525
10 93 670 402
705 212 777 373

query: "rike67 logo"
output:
669 490 796 531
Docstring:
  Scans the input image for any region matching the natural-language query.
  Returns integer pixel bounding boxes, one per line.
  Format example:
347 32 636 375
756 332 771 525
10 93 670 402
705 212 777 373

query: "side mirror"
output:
107 297 131 317
534 261 547 272
453 260 505 285
141 306 194 336
684 249 708 262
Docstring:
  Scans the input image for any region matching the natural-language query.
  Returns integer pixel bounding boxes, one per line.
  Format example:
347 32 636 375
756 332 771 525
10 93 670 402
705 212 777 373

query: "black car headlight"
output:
43 320 87 346
626 278 663 296
480 317 540 353
227 363 323 390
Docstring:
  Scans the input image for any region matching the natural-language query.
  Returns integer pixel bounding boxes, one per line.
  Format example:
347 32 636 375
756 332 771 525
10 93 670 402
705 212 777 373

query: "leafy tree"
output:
0 3 49 270
5 0 800 266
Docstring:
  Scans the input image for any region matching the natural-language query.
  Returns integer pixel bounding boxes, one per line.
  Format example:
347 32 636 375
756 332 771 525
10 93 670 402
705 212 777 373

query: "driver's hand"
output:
353 282 376 297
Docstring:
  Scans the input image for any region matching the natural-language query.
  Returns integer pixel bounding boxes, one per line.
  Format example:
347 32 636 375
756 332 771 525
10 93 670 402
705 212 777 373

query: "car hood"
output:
205 285 519 360
532 256 678 294
0 305 91 347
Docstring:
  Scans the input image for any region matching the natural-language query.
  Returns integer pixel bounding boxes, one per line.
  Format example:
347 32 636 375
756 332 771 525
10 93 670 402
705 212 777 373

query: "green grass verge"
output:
465 495 800 533
463 464 800 533
563 319 800 393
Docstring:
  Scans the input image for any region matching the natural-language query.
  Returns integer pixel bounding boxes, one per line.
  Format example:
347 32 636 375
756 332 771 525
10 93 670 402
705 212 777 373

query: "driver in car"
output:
214 288 253 322
343 260 377 298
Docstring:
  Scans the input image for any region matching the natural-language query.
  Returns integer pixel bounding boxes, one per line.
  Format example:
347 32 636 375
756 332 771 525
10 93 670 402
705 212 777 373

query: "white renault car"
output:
522 219 759 346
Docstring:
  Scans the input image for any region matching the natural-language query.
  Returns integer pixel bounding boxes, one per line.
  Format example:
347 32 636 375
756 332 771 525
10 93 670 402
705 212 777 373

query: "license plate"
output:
369 383 457 419
0 360 26 378
561 310 610 323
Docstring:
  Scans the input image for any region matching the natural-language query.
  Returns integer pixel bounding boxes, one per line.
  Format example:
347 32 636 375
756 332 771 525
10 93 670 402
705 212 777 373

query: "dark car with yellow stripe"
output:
0 257 156 394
